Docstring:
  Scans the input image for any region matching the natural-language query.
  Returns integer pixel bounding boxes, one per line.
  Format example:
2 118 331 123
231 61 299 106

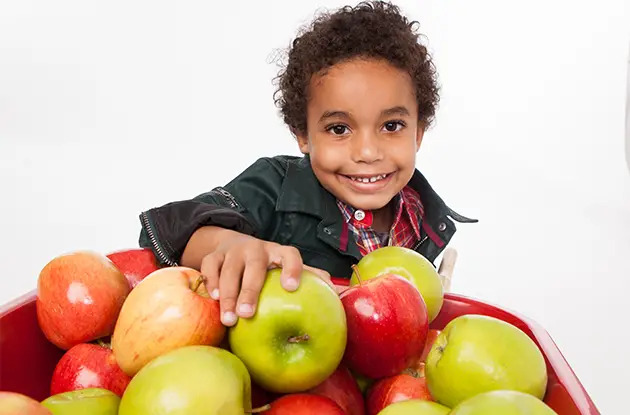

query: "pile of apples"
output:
1 246 559 415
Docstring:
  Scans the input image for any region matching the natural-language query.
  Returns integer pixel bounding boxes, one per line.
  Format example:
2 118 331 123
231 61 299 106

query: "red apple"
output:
308 364 365 415
0 392 52 414
112 266 225 376
350 246 444 322
263 394 345 415
340 272 429 379
37 251 130 350
367 374 433 415
50 342 131 397
106 248 160 289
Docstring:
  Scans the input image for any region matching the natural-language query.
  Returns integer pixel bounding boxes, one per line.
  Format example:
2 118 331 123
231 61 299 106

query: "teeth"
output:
350 173 388 183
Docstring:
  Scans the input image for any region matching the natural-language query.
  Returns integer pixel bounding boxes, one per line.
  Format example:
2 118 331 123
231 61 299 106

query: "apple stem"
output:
402 367 422 378
247 404 271 413
351 264 363 285
95 338 111 349
191 274 206 293
287 334 310 344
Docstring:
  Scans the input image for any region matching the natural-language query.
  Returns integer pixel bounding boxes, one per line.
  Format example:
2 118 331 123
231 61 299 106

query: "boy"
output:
138 1 476 327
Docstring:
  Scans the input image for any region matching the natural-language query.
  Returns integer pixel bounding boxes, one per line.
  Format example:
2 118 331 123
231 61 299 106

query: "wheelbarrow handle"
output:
437 248 458 292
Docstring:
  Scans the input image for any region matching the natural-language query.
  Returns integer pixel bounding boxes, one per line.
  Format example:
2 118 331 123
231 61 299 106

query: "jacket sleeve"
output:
138 157 285 266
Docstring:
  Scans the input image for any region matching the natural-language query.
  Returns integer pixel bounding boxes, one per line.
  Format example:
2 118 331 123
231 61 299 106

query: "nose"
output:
351 131 383 163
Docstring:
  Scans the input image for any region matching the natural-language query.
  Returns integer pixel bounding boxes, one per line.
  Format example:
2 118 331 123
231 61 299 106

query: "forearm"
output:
180 226 253 270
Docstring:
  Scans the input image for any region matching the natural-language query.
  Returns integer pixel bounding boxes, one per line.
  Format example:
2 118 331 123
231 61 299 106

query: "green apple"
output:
376 399 450 415
229 268 347 393
450 390 558 414
350 246 443 322
118 345 251 415
425 314 548 408
41 388 119 415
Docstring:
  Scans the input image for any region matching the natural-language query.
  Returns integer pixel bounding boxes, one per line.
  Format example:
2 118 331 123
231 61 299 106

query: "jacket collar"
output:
275 155 475 226
274 155 333 218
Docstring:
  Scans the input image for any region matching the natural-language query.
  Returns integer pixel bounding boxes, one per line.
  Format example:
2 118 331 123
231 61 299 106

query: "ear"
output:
295 129 310 154
415 122 426 151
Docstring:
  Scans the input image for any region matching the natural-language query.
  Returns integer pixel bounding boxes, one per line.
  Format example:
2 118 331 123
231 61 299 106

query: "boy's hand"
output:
200 234 331 327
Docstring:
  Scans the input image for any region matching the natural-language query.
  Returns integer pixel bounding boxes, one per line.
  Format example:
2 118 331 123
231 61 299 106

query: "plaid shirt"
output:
336 186 424 256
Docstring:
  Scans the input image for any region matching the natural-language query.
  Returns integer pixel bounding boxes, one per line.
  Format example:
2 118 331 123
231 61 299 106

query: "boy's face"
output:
297 57 424 211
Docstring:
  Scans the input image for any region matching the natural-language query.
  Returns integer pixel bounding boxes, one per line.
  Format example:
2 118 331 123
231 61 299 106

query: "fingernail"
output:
284 278 299 291
238 303 253 316
222 311 237 326
211 288 219 300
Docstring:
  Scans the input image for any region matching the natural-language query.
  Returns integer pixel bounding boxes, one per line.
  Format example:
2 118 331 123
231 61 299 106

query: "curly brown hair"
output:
273 1 440 135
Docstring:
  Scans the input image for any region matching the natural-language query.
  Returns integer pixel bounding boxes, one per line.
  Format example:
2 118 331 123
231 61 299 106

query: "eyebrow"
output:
318 106 411 123
381 106 410 117
319 110 351 123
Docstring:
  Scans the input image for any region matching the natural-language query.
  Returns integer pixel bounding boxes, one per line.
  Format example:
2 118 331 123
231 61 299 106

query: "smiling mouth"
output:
342 172 392 183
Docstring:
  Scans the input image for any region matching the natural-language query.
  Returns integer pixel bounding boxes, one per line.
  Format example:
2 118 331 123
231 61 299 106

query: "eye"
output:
383 120 406 132
326 124 350 136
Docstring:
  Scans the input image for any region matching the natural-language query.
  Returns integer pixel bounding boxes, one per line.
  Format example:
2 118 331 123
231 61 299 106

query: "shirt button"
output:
438 222 447 232
323 227 332 235
354 210 366 221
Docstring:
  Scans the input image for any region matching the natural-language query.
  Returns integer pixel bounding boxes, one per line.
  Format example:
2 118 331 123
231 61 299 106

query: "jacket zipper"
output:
213 187 239 209
141 211 178 267
412 235 429 251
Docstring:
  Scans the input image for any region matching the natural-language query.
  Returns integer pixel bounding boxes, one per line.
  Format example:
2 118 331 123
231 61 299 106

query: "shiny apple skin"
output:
36 251 130 350
51 343 131 397
366 374 433 415
264 394 345 415
340 274 429 379
309 364 366 415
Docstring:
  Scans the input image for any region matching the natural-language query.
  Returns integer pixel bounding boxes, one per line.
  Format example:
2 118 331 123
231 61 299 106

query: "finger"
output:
272 246 303 292
303 264 333 288
437 248 458 292
218 253 245 327
200 252 224 301
236 255 268 318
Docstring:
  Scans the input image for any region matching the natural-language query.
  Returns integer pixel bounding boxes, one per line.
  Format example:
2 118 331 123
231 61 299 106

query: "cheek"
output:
391 138 418 162
309 139 344 170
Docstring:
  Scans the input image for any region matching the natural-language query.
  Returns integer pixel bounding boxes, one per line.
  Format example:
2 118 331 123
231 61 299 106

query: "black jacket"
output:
139 155 477 279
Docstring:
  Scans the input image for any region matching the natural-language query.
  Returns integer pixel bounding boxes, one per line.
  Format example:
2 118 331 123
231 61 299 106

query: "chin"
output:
346 196 392 211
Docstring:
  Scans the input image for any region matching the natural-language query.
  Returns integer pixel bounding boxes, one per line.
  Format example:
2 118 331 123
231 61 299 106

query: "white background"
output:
1 0 629 412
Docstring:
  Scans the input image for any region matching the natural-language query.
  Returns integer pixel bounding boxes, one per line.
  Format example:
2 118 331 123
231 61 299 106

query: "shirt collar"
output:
335 188 423 240
336 199 354 224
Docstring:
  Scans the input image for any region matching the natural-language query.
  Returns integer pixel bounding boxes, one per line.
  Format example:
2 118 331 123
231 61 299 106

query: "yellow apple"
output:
376 399 450 415
449 390 557 414
41 388 119 415
118 345 251 414
112 267 224 376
